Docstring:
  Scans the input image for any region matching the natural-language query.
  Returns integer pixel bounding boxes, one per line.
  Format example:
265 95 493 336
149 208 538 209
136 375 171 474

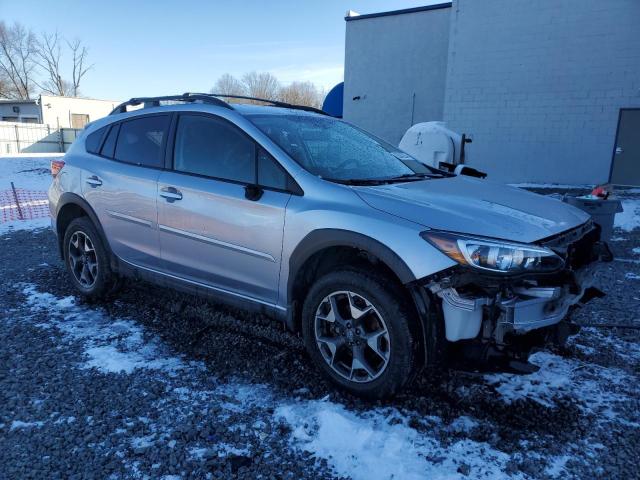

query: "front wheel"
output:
302 269 419 399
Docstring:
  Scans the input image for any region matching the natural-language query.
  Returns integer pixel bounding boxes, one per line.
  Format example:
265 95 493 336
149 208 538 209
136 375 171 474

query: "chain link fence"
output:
0 121 82 154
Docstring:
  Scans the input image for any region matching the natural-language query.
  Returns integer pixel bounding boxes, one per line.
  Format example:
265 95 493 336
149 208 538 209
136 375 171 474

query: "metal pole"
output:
57 118 63 153
14 124 20 153
10 182 24 220
410 92 416 126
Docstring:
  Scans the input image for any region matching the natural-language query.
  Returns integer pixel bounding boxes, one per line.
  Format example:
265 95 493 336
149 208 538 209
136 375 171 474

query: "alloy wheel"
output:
314 290 390 383
68 231 99 288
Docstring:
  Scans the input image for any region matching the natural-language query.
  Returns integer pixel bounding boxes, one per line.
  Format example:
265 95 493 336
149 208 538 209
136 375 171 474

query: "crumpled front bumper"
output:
426 229 612 347
433 262 601 344
497 264 597 333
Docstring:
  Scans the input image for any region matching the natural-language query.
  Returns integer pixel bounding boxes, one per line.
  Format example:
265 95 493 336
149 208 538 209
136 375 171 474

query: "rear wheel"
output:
63 217 118 300
302 269 418 399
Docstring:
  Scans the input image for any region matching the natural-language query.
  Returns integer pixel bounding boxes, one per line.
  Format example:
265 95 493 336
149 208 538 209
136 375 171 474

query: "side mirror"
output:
244 184 264 201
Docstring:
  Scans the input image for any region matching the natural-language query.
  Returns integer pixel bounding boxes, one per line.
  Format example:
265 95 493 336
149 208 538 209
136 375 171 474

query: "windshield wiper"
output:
384 173 437 182
324 172 441 186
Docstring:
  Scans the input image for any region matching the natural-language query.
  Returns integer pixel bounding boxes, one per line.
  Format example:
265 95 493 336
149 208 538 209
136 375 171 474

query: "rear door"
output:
157 112 293 305
611 109 640 186
82 114 170 269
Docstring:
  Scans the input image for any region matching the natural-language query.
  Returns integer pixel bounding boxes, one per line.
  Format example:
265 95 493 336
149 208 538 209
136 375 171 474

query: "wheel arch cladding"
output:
56 193 113 261
286 229 417 331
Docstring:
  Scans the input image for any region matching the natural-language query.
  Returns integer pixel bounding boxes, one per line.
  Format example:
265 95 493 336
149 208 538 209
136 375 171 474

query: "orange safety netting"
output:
0 189 50 223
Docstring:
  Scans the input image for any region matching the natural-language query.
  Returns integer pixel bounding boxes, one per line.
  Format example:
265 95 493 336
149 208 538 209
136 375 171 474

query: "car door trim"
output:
157 224 276 262
120 258 286 311
106 210 154 228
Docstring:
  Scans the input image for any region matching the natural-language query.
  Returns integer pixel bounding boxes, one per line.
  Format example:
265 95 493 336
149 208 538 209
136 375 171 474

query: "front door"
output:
611 109 640 186
83 114 170 269
157 113 292 305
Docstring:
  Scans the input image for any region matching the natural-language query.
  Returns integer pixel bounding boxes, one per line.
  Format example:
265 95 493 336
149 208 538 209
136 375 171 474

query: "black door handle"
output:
160 186 183 202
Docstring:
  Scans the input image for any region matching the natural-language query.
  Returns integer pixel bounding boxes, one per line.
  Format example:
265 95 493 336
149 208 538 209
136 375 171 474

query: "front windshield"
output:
248 114 435 182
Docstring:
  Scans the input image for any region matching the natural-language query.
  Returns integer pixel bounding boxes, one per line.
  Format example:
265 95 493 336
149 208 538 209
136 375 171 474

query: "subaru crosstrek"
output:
48 93 612 398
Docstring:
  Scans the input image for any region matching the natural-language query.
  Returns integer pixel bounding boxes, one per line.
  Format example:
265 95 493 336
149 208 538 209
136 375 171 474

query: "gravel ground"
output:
1 208 639 479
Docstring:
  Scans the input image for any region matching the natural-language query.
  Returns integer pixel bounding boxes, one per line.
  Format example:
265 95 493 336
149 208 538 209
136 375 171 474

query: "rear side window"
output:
174 114 255 183
85 126 108 154
114 115 169 168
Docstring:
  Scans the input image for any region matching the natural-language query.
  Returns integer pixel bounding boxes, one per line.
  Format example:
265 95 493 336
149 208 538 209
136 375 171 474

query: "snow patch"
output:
10 420 44 431
0 217 51 235
449 415 479 433
131 434 156 449
216 381 273 413
22 284 185 374
215 443 251 457
485 351 632 420
276 399 517 480
0 155 56 191
545 454 571 477
615 199 640 232
0 155 56 234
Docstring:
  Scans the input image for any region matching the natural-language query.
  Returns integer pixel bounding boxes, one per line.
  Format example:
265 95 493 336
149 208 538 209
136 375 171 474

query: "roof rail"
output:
109 92 329 116
207 93 328 116
109 92 233 115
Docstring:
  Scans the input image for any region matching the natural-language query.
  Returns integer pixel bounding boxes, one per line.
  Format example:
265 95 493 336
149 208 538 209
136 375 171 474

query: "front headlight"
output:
421 231 564 274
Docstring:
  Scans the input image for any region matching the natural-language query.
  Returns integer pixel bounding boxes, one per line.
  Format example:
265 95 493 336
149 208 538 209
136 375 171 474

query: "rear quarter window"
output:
100 124 120 158
85 126 108 154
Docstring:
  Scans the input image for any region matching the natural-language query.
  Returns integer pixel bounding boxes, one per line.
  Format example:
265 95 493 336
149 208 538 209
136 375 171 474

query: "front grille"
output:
566 226 600 269
541 221 601 270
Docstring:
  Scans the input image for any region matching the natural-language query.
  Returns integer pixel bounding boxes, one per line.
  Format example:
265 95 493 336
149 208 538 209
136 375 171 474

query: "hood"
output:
354 176 589 243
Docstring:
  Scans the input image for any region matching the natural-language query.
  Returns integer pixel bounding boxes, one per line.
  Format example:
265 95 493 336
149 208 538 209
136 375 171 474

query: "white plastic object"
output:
438 288 489 342
399 121 462 169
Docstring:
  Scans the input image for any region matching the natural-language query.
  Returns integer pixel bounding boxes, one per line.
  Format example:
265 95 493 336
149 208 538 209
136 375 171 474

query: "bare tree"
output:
279 81 323 108
34 33 91 97
210 73 246 101
67 38 91 97
34 31 68 95
241 71 280 103
0 71 12 98
0 22 38 99
212 71 325 108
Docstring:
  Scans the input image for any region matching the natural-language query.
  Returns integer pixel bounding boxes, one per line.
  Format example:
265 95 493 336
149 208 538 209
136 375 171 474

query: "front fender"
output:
287 228 417 301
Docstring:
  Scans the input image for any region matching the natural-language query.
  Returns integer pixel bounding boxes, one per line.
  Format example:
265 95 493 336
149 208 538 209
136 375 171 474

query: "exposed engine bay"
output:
423 221 613 372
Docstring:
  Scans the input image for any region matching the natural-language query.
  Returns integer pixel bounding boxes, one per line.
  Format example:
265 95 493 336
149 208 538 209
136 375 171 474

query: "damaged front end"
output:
421 220 612 373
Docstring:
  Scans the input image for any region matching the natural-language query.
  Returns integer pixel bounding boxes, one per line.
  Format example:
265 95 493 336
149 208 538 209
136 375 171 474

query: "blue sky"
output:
1 0 438 101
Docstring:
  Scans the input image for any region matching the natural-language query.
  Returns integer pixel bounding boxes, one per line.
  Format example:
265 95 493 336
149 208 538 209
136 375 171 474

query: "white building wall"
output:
39 95 119 129
343 5 451 145
0 102 41 122
443 0 640 184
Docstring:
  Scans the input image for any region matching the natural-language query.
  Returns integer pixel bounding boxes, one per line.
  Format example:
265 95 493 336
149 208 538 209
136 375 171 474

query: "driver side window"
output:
174 114 256 183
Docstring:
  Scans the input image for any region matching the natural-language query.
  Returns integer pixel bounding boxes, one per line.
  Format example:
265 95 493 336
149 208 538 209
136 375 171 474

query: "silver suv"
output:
49 93 612 398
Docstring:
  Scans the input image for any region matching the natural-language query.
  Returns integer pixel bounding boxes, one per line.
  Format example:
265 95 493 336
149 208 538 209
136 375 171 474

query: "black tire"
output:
63 217 118 300
302 269 419 399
